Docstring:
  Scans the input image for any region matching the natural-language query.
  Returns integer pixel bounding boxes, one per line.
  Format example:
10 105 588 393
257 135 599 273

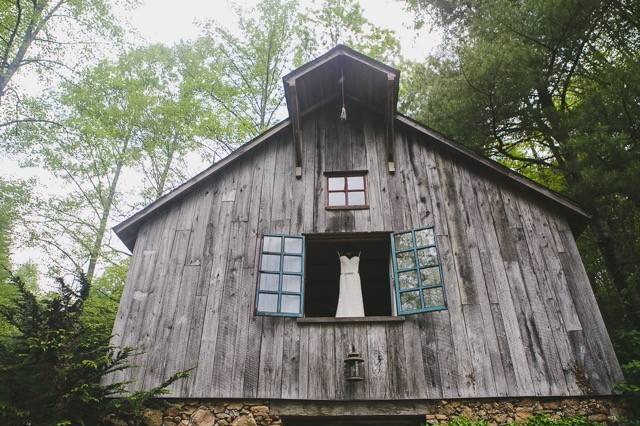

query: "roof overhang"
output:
283 45 400 177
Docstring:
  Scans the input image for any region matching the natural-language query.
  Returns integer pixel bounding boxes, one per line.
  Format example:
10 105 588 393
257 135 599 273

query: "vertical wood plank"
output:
366 323 390 399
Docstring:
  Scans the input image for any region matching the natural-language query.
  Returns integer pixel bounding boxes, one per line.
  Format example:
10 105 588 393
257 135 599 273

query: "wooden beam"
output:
289 80 303 178
385 73 396 173
270 400 437 416
297 316 405 324
300 93 339 117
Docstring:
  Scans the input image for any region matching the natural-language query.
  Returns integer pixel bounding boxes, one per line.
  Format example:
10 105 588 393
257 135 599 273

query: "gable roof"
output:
282 44 400 118
114 47 590 251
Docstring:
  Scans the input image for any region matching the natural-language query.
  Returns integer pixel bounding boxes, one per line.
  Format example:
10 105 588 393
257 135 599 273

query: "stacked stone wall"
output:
424 397 627 424
135 397 629 426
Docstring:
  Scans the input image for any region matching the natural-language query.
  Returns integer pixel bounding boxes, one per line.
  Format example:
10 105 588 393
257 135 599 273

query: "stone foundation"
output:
424 397 627 424
142 401 281 426
139 397 629 425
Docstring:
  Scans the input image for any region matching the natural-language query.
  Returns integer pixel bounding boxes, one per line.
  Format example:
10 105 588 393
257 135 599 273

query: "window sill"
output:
296 316 404 324
325 205 370 211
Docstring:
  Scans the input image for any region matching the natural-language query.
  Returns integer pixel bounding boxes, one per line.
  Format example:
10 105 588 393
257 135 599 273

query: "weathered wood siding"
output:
109 105 623 399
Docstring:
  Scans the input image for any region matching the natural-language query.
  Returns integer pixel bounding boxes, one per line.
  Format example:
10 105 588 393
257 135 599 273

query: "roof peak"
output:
282 45 400 84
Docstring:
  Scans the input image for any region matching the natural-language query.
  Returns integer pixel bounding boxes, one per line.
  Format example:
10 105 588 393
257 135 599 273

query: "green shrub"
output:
427 415 605 426
0 272 189 425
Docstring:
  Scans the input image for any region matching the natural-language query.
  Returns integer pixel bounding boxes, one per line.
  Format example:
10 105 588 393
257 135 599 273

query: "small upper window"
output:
325 171 368 209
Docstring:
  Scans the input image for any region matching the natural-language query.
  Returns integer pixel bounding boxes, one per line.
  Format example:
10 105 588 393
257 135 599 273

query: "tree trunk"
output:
155 141 176 199
85 160 124 282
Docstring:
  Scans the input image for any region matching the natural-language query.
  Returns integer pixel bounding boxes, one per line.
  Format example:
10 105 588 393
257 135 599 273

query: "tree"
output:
5 52 155 281
0 177 31 279
122 45 207 202
295 0 401 65
0 0 129 128
82 259 129 338
186 0 299 141
401 0 640 323
185 0 402 152
0 271 187 425
0 177 35 337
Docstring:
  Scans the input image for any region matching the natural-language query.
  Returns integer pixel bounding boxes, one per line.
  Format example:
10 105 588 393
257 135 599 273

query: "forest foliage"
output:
0 0 638 422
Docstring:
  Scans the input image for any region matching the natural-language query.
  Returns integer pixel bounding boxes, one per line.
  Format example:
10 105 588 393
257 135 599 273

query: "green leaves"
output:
295 0 401 65
0 271 188 425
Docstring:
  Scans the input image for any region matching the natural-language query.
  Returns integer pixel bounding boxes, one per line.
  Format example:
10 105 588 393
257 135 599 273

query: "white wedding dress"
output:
335 255 365 317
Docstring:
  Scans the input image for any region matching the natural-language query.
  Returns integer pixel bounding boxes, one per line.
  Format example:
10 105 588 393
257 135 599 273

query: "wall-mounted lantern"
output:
344 346 365 381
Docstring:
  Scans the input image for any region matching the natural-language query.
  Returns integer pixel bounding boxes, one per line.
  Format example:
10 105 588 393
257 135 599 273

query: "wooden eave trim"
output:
385 74 396 173
395 113 591 222
282 44 399 84
288 81 303 178
113 119 291 249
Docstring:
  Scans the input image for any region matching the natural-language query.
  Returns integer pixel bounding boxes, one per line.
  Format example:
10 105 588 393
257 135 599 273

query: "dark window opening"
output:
304 232 392 317
284 416 423 426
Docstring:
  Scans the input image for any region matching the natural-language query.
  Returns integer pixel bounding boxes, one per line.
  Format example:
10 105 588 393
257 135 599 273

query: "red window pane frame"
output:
324 171 369 210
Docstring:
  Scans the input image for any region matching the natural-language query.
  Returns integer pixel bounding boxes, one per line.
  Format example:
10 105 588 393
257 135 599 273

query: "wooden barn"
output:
108 46 624 425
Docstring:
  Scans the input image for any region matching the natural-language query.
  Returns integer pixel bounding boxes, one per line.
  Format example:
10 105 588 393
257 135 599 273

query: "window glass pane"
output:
328 192 346 206
415 228 435 247
257 293 278 312
259 273 279 291
283 255 302 273
417 247 438 267
328 177 345 191
348 191 365 205
281 294 301 314
420 267 440 286
396 251 416 270
260 254 280 272
282 274 301 293
347 176 364 190
398 270 419 290
423 287 445 308
394 232 414 251
263 236 282 253
284 237 302 254
400 291 421 311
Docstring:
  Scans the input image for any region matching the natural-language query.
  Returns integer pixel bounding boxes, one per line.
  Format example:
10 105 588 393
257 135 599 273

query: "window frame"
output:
255 234 305 317
391 226 447 315
324 170 369 210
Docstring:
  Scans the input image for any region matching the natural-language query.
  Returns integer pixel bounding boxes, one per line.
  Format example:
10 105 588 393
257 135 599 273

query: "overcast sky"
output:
122 0 440 60
3 0 441 275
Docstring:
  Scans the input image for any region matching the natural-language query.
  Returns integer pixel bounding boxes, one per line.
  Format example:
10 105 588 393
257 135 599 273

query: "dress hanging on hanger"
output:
335 253 364 317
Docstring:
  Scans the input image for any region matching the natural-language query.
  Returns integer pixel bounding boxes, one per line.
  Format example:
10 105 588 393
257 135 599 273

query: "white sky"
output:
123 0 440 60
2 0 441 279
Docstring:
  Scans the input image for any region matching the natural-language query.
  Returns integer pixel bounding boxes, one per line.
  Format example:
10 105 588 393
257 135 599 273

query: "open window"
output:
255 234 304 317
255 227 446 318
304 232 392 317
391 227 447 315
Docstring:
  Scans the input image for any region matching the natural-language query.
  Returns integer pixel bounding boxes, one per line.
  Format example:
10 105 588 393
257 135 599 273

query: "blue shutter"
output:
255 234 304 317
391 226 447 315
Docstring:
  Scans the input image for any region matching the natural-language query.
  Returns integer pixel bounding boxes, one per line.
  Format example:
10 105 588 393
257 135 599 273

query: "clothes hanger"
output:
337 250 361 259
